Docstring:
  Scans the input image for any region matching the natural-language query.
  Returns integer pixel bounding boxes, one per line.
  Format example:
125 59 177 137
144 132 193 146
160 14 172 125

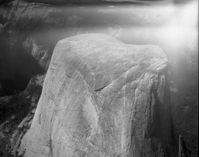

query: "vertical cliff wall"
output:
21 33 177 157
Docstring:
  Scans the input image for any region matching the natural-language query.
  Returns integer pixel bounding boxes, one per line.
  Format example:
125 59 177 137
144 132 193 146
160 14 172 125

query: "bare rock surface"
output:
21 34 177 157
0 74 44 157
0 1 197 156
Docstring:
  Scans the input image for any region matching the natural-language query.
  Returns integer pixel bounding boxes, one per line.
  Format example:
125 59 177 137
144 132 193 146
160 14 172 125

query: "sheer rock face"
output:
22 34 177 157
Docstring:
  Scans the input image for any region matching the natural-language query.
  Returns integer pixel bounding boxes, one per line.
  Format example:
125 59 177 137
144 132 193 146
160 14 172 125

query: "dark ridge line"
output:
24 0 146 6
95 85 108 92
0 0 193 7
0 0 148 7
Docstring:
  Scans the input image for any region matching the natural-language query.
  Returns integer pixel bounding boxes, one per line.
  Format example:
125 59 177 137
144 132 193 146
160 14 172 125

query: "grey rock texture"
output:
0 74 44 156
21 34 177 157
0 1 197 156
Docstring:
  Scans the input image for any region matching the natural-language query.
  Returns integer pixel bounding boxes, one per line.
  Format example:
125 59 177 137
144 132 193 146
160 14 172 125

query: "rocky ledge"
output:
18 34 178 157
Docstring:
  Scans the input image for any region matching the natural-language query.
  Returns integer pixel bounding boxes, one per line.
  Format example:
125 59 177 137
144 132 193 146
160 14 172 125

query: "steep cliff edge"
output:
20 34 177 157
0 1 197 156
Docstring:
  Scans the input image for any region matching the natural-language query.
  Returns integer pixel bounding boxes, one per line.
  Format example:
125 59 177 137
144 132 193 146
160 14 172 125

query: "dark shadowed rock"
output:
0 30 45 95
0 74 44 156
20 34 178 157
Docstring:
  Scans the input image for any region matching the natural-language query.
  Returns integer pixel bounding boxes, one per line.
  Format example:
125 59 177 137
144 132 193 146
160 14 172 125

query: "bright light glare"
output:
158 0 198 50
177 0 198 28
